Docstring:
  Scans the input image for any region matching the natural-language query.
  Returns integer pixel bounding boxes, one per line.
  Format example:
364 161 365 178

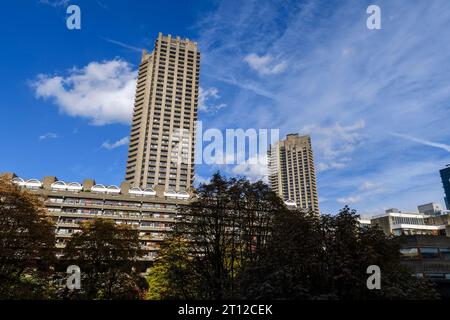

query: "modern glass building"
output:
440 165 450 210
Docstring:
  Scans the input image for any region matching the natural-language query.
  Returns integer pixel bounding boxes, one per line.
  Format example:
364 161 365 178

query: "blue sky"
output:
1 0 450 215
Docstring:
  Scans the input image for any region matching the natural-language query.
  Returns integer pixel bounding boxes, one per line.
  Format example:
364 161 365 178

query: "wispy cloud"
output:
39 132 59 141
198 87 227 113
101 137 129 150
194 174 210 186
244 53 287 75
317 162 347 172
195 0 450 213
392 133 450 153
97 1 109 10
300 120 366 172
337 196 361 205
231 153 268 183
38 0 69 8
100 37 142 53
31 59 137 125
207 74 276 99
359 181 382 192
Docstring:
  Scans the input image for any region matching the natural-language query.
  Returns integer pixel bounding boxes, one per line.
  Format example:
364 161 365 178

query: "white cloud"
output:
194 174 210 186
318 196 329 203
39 132 59 141
195 0 450 213
301 120 366 172
244 53 287 75
101 137 129 150
231 154 268 182
198 87 227 112
31 59 137 125
334 181 384 208
337 196 361 205
317 161 347 172
359 181 376 191
328 159 444 213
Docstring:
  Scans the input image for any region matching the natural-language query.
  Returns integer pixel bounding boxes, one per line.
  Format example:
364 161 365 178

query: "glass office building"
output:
440 165 450 210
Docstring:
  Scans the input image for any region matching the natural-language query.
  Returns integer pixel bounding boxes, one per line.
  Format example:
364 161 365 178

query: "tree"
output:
149 172 287 299
0 176 56 299
62 219 147 299
148 173 438 300
238 208 324 299
147 238 199 300
239 206 439 300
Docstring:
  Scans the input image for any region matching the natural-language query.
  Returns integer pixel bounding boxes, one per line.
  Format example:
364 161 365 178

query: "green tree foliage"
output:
149 174 438 300
239 207 439 300
0 176 56 299
62 219 148 299
147 239 198 299
147 172 287 299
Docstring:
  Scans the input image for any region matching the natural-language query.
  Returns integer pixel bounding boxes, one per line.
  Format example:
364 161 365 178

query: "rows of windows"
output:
47 197 178 209
392 216 426 225
392 228 444 236
416 273 450 280
56 220 171 233
400 247 450 260
56 229 163 251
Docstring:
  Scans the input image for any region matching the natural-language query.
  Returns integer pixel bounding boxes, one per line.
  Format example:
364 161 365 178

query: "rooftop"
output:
1 172 193 200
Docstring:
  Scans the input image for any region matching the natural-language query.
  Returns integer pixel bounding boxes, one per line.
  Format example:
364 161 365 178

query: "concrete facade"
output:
125 33 200 192
268 134 319 214
399 235 450 296
4 172 191 265
363 208 450 237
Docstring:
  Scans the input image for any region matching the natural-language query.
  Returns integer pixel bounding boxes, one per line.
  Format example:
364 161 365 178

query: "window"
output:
48 197 64 204
420 247 439 259
400 248 419 260
440 248 450 260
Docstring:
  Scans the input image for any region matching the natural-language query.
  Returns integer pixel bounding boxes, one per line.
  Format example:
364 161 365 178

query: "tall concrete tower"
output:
268 134 319 214
125 33 200 192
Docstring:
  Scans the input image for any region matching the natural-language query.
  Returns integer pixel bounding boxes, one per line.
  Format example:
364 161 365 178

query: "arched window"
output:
285 200 297 207
25 179 42 189
67 182 82 191
143 188 156 196
12 177 25 186
106 185 121 194
129 187 143 195
91 184 107 193
51 181 67 190
164 189 178 198
177 191 190 199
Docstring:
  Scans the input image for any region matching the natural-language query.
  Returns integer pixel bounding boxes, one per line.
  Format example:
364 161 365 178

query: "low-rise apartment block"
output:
362 205 450 237
3 172 191 268
358 205 450 290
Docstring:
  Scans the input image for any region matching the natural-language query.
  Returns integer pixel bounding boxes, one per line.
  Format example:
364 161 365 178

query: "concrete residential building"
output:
440 165 450 210
358 208 450 291
398 235 450 297
418 202 445 215
361 207 450 237
125 33 200 192
268 134 319 214
3 172 192 268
